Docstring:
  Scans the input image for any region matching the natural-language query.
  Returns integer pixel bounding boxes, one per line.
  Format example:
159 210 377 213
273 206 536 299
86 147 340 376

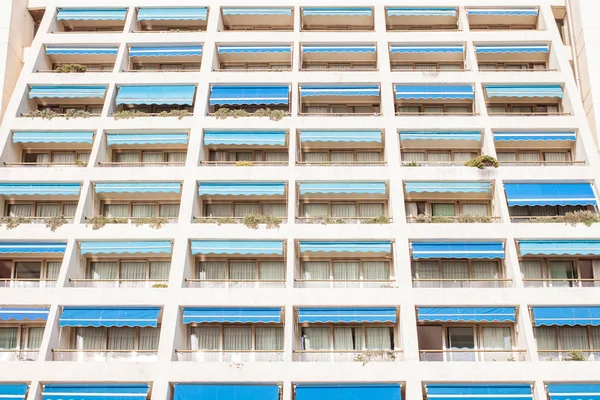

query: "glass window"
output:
14 262 41 279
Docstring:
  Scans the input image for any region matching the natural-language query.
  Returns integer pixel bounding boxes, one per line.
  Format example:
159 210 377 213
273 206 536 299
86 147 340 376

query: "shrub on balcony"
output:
0 216 31 229
45 215 68 232
362 215 391 224
307 216 346 225
157 109 190 119
565 351 586 361
22 109 59 119
214 108 286 121
242 214 282 230
87 215 128 230
151 283 168 288
132 217 169 229
55 64 87 73
455 214 494 223
64 109 92 119
353 350 397 365
404 161 421 167
530 210 600 227
75 159 88 167
235 161 254 167
464 155 499 169
195 217 237 225
113 110 149 120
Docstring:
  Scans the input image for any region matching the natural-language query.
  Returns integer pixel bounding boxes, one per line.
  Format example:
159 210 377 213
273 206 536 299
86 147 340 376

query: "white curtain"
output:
256 327 283 350
462 203 488 216
521 260 543 282
8 204 32 217
333 262 360 281
90 262 117 280
0 328 17 349
192 327 220 350
359 204 384 217
303 261 329 280
303 204 328 217
534 327 558 350
550 261 574 287
107 327 135 350
132 204 157 218
560 327 589 350
446 106 470 114
77 153 90 164
120 262 147 280
402 152 426 162
334 327 358 350
77 327 105 350
206 204 232 217
265 152 289 162
330 152 354 163
63 204 78 217
142 152 163 164
303 327 330 350
519 152 541 164
442 261 469 279
230 262 256 280
331 204 356 218
103 204 128 218
593 260 600 287
415 261 440 279
159 204 180 218
405 202 419 217
428 152 452 162
139 327 160 350
481 327 511 361
416 64 436 71
223 327 252 350
440 64 462 70
27 327 44 349
363 261 389 280
544 152 567 165
497 153 517 163
488 105 507 114
303 152 328 162
432 203 455 216
149 261 170 280
258 261 285 280
234 204 260 217
45 261 62 280
36 204 61 218
167 152 187 163
472 261 499 280
356 152 381 162
199 261 227 280
305 106 329 114
591 327 600 349
51 152 75 164
262 203 286 217
115 152 140 163
365 327 391 350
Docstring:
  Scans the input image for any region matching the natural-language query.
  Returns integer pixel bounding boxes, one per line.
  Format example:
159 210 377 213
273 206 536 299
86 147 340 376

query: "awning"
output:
400 131 480 141
411 242 504 259
299 182 386 195
222 8 292 16
0 308 50 321
504 183 597 207
13 131 94 144
547 384 600 400
137 7 207 21
298 308 396 323
60 307 161 327
174 384 279 400
467 9 539 16
198 182 285 196
29 85 106 99
476 45 548 54
387 8 457 17
0 385 29 400
390 45 463 54
518 240 600 256
405 182 491 194
80 241 172 255
531 307 600 326
94 182 181 194
204 131 286 146
0 243 66 254
302 45 375 54
0 183 81 196
300 130 381 143
296 384 401 400
485 85 563 98
46 47 119 55
426 384 532 400
191 240 284 256
418 307 516 323
116 85 196 105
43 384 149 400
57 8 128 21
303 8 372 16
299 241 391 254
183 308 281 324
130 46 202 57
494 131 576 142
210 86 289 106
218 45 290 54
300 85 380 97
395 85 474 100
107 133 188 146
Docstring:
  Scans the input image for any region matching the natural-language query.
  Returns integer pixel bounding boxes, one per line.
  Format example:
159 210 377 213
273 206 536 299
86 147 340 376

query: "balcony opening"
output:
221 8 294 32
208 85 290 116
400 131 481 167
37 46 118 73
301 44 376 71
29 8 45 39
54 8 127 33
386 8 458 31
494 131 581 166
298 130 384 166
201 130 288 166
553 7 569 45
390 45 465 71
0 308 48 361
300 85 380 116
467 8 539 31
0 259 61 289
485 84 568 116
476 44 550 72
20 85 107 118
135 7 208 32
127 45 202 72
113 85 196 118
101 131 188 168
395 85 474 116
301 8 374 32
217 44 291 72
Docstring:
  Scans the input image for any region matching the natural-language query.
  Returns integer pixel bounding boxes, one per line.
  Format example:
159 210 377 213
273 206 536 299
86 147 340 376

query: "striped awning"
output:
425 384 532 400
0 308 50 321
46 47 119 55
299 241 391 254
296 385 401 400
191 240 284 256
0 385 28 400
547 384 600 400
130 46 202 57
494 131 576 142
390 45 463 54
57 8 127 20
12 131 94 144
504 183 597 206
174 385 280 400
94 182 181 194
106 133 188 146
303 8 372 16
210 86 289 106
198 182 285 196
531 307 600 327
387 8 457 17
0 243 66 254
0 183 80 196
298 308 396 323
80 241 172 255
518 240 600 256
29 85 106 99
137 7 207 21
418 307 516 323
467 8 538 16
116 85 196 105
222 8 292 16
400 131 480 142
302 45 375 54
299 182 386 195
411 242 504 259
485 85 563 98
395 85 474 100
218 45 290 54
183 308 281 324
204 131 286 146
476 45 548 54
405 182 491 194
301 85 380 97
300 130 381 143
43 385 149 400
60 307 160 327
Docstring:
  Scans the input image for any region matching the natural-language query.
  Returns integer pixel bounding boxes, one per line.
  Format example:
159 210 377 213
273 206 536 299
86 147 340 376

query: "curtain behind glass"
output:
359 204 384 217
453 152 475 162
428 153 451 162
167 152 187 163
594 260 600 287
0 328 17 349
259 261 285 280
432 204 455 216
472 261 499 280
8 204 32 217
265 152 289 162
198 261 227 280
497 153 517 163
521 260 543 285
331 204 356 218
27 327 44 349
149 261 170 280
192 327 219 350
356 152 381 162
139 327 160 350
333 262 359 281
77 153 90 164
234 204 260 217
103 204 128 218
77 327 105 350
256 327 283 350
120 262 147 280
442 261 469 280
132 204 157 218
330 152 354 163
90 262 117 279
303 261 329 280
159 204 180 218
535 327 558 350
206 204 232 217
415 261 440 287
142 152 163 164
262 203 286 217
107 327 135 350
462 204 488 216
365 327 391 349
115 152 140 163
481 327 511 361
230 262 256 280
36 204 61 218
51 152 75 164
402 152 425 162
45 261 62 280
223 327 252 350
303 204 328 217
544 152 567 165
560 327 589 350
363 261 389 280
303 152 328 162
591 327 600 350
63 204 78 217
303 327 330 350
334 327 357 350
550 261 574 287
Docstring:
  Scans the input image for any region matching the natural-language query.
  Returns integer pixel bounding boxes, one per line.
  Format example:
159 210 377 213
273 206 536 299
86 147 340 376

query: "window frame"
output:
300 201 388 218
300 257 392 281
196 257 286 280
412 258 502 280
72 326 161 351
299 324 395 351
188 323 284 351
86 258 171 280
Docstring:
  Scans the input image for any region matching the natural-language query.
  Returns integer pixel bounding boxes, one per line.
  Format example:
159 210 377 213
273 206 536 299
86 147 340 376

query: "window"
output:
520 258 600 287
301 202 386 219
6 202 77 218
102 202 180 219
508 205 591 220
391 63 463 71
397 104 472 114
0 259 61 284
405 202 489 218
88 260 170 281
197 259 285 282
0 326 45 358
220 63 291 71
497 150 571 165
302 326 393 351
301 259 390 281
302 150 382 163
487 104 561 115
478 62 547 71
302 104 380 114
303 63 376 71
35 105 102 114
204 202 286 218
22 151 90 165
75 327 160 350
190 325 283 351
209 150 287 163
112 150 187 164
413 259 501 288
534 325 600 360
442 325 513 361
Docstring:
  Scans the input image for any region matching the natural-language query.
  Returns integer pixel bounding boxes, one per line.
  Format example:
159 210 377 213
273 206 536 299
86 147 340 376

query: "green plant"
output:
213 107 287 121
151 283 168 288
242 214 282 229
74 159 88 167
464 155 499 169
113 110 149 120
362 215 391 224
455 214 494 223
157 109 190 120
412 214 432 223
132 217 169 229
0 216 31 229
55 64 87 73
195 217 237 225
86 215 128 230
45 215 68 232
307 216 346 225
566 351 586 361
530 210 600 227
235 160 254 167
64 109 92 119
22 109 58 119
405 161 421 167
353 350 396 366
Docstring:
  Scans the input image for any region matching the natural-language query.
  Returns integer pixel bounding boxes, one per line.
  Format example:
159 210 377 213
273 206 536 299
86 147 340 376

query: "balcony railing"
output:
199 161 289 167
52 349 158 362
296 217 391 224
523 279 600 288
84 217 179 225
479 68 556 72
175 350 283 362
391 67 469 72
413 278 512 288
0 279 58 288
186 279 285 289
407 215 500 223
419 349 527 362
295 279 396 289
127 68 201 72
300 67 378 72
499 161 584 167
20 112 101 118
111 112 194 118
98 161 186 167
217 68 292 72
297 161 386 167
4 161 84 167
396 111 478 116
0 350 39 361
293 349 403 362
401 160 473 167
488 111 571 116
69 279 169 288
194 217 288 225
538 350 600 361
299 112 382 117
0 216 74 224
510 215 594 223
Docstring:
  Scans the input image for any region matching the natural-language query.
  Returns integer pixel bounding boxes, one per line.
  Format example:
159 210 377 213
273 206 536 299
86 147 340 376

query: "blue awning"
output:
138 7 207 21
299 182 386 195
46 47 119 55
210 86 289 106
400 131 480 142
426 384 532 400
387 8 457 17
57 8 127 21
504 183 597 207
468 9 539 16
191 240 284 256
13 131 94 144
29 85 106 99
198 182 285 196
204 131 286 146
183 308 281 324
494 131 576 142
405 182 491 194
0 308 49 321
222 8 292 16
174 384 279 400
0 242 66 254
418 307 516 323
531 307 600 326
43 385 149 400
80 241 172 255
395 85 474 100
296 384 401 400
301 85 380 97
130 46 202 57
303 8 372 16
485 85 563 98
0 183 80 196
476 45 548 54
298 308 396 323
218 45 290 54
107 133 188 146
116 85 196 105
412 242 504 259
299 241 391 254
547 384 600 400
390 45 463 54
94 182 181 194
0 385 29 400
519 240 600 256
60 307 161 327
302 45 375 54
300 130 381 143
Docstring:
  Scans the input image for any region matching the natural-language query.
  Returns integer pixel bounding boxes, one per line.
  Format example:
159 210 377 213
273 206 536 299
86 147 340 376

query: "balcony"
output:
100 131 188 168
300 85 381 116
201 130 288 167
301 44 376 72
0 350 40 361
301 8 374 31
221 8 294 31
400 131 482 167
386 7 459 31
54 8 127 33
0 319 46 362
216 45 291 72
494 131 582 167
390 45 465 72
294 349 402 362
484 84 569 116
135 7 208 32
476 44 550 72
420 349 526 362
208 85 291 117
112 85 196 118
52 349 158 362
20 85 107 119
5 131 94 168
176 350 283 362
37 46 118 73
467 8 539 31
395 85 475 116
127 46 202 72
298 130 384 166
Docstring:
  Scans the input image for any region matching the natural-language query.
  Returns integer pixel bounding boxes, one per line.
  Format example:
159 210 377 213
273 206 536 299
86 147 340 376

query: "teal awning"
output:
107 133 188 146
485 85 563 98
94 182 181 194
57 8 127 20
116 85 196 105
300 130 381 144
13 131 94 144
138 7 207 21
204 131 286 146
80 241 172 255
191 241 284 256
299 182 386 195
405 182 491 194
198 182 285 197
300 241 391 254
29 85 106 99
400 131 480 142
0 183 80 196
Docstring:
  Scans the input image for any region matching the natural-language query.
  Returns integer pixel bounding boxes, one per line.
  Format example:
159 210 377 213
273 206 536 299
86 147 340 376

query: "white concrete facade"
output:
0 1 600 400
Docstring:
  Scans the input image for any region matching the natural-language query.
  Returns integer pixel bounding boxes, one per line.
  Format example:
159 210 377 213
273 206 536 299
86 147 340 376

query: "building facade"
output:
1 1 600 400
